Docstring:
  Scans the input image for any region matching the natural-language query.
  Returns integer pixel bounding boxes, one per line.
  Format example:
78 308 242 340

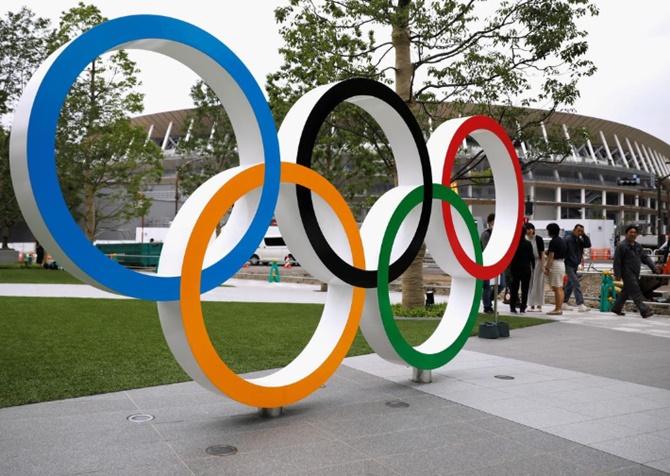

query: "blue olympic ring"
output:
25 15 280 301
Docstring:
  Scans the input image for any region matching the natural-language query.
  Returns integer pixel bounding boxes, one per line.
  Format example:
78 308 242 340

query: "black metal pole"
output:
174 170 179 218
658 178 663 247
493 278 499 324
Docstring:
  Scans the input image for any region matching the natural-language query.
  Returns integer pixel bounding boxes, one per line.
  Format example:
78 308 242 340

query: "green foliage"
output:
0 6 52 115
0 130 19 248
175 81 239 198
269 0 599 184
0 7 52 248
392 302 447 317
49 2 163 239
0 297 550 407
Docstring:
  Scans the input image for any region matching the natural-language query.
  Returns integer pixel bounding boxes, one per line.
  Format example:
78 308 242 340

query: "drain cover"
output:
206 445 238 456
127 413 154 423
494 375 515 380
385 400 410 408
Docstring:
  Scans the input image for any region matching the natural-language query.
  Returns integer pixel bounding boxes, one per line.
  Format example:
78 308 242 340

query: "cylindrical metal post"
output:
412 368 432 384
258 407 284 418
493 277 499 324
658 178 663 247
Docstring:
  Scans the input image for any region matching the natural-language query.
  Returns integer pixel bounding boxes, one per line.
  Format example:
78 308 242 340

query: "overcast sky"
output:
9 1 670 144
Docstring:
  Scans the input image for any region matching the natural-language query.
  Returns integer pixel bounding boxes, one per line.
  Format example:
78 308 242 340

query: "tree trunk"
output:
393 0 425 308
1 226 9 249
392 2 412 102
84 187 96 240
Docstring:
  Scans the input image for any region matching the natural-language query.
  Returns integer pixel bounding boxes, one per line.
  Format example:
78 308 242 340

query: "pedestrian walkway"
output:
2 321 670 474
0 279 445 305
492 300 670 340
2 282 670 474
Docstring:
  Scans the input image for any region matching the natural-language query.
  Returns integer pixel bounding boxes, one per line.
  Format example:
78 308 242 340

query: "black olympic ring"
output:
295 78 433 288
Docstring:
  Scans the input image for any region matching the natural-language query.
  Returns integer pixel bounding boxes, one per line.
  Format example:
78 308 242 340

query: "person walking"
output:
35 242 45 266
509 226 535 313
611 225 660 318
480 213 495 313
544 223 566 315
525 223 545 311
563 224 592 312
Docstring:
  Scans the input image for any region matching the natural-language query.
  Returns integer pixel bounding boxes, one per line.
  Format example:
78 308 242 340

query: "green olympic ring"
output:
377 184 483 369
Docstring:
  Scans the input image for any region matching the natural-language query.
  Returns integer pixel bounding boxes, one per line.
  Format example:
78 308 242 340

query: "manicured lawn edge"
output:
0 297 550 407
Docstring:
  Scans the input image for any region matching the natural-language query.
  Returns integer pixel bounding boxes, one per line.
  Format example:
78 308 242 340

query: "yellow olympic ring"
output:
180 163 365 408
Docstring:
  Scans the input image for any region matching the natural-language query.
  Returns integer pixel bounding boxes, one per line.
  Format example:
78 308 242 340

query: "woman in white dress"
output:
526 223 545 311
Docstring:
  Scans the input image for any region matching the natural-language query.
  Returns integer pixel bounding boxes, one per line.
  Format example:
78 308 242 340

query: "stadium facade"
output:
12 107 668 247
122 107 670 243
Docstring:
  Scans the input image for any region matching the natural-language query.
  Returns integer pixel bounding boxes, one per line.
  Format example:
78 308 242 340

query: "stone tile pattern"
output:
466 321 670 390
346 346 670 474
0 363 666 476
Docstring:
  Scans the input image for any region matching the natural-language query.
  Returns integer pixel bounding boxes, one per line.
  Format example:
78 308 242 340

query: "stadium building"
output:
10 107 669 251
124 108 670 244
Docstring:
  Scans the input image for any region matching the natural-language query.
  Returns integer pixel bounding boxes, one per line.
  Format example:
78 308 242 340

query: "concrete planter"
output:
0 249 19 265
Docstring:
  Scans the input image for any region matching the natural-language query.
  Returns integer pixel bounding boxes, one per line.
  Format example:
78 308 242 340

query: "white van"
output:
249 226 298 265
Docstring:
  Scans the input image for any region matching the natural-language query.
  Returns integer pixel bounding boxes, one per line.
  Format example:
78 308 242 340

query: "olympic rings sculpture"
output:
10 16 524 408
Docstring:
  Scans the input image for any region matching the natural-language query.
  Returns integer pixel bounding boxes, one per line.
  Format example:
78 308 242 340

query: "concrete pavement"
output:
1 281 670 474
0 279 448 305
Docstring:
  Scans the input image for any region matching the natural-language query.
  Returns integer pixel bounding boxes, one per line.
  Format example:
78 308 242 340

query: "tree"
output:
268 0 598 307
0 7 52 248
0 130 19 249
179 81 387 219
174 81 239 202
51 2 162 239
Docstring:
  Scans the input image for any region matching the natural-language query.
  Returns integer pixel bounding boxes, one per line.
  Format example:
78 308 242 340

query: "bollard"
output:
268 261 281 283
258 407 284 418
412 368 432 383
599 271 617 312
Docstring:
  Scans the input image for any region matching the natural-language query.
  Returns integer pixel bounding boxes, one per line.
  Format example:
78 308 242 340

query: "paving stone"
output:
600 412 670 433
465 323 670 391
504 407 590 429
591 433 670 464
183 448 298 476
310 403 486 439
84 459 192 476
376 437 539 476
567 396 669 419
0 439 179 476
0 409 159 446
647 458 670 474
349 421 497 458
292 459 396 476
505 428 582 453
604 464 670 475
4 326 669 475
166 421 335 461
553 445 640 473
469 415 531 436
546 418 648 444
652 429 670 441
454 453 594 476
0 392 135 421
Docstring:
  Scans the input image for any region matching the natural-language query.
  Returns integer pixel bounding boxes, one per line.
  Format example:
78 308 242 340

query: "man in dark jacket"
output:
480 213 495 313
612 225 660 318
564 224 592 312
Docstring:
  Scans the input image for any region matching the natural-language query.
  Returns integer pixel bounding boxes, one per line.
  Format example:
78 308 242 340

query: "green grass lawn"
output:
0 297 550 408
0 265 81 284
